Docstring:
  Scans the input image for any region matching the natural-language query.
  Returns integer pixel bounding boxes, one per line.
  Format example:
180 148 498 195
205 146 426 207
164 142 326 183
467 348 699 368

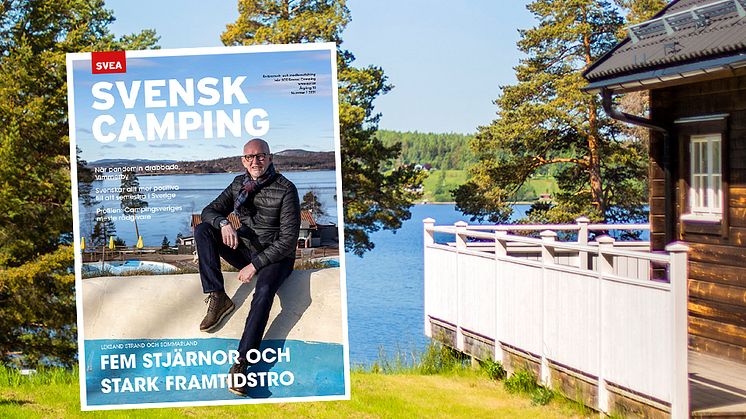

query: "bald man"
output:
195 138 300 396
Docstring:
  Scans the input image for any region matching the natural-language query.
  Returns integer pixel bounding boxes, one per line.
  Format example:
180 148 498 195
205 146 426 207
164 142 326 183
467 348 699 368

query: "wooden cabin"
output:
584 0 746 365
298 210 318 248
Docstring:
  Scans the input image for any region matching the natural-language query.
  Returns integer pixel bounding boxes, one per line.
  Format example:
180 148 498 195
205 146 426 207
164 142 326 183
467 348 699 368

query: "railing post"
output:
423 218 436 338
494 230 508 257
596 235 615 414
455 221 468 250
576 216 590 269
666 242 690 419
494 231 508 365
423 218 435 246
597 235 615 274
454 221 468 352
540 230 557 264
539 230 556 388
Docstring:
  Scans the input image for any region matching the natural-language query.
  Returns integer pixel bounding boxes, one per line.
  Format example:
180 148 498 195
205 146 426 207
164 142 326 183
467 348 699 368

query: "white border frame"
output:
66 42 350 411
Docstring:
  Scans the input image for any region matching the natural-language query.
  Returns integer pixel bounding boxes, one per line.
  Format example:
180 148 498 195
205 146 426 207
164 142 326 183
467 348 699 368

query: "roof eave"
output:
583 53 746 93
581 0 684 79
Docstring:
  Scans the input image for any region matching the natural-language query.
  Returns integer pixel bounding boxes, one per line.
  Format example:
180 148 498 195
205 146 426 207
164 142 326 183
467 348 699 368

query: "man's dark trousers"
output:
195 222 294 359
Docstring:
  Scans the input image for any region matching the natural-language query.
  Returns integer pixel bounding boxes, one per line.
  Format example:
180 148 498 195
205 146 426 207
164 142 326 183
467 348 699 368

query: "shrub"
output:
294 259 328 270
480 358 506 380
531 386 554 405
503 368 555 406
417 341 468 375
504 368 538 394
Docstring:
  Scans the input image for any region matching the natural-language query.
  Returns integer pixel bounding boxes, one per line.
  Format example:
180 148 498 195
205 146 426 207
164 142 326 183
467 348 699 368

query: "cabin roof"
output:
584 0 746 92
301 210 317 229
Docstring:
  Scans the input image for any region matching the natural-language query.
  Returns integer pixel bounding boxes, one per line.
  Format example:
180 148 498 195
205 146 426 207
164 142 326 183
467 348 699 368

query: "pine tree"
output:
609 0 668 151
91 207 117 248
222 0 425 255
301 190 325 219
614 0 667 24
119 172 149 244
454 0 647 225
0 0 159 366
77 147 100 243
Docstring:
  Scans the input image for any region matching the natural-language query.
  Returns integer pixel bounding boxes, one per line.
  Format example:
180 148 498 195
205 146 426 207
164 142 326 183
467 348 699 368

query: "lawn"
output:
421 170 558 203
0 368 587 418
422 169 468 202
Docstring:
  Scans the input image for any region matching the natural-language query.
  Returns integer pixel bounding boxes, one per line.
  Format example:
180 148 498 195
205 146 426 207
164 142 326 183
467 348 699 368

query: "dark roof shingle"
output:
584 0 746 86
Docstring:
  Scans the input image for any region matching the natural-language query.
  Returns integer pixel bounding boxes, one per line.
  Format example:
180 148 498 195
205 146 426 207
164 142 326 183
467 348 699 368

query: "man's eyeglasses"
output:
243 153 269 162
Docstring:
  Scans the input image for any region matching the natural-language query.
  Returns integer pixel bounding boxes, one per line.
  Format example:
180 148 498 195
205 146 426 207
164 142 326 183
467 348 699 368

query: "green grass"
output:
0 362 585 418
420 170 559 203
503 368 555 407
422 169 468 202
366 340 468 375
515 176 559 202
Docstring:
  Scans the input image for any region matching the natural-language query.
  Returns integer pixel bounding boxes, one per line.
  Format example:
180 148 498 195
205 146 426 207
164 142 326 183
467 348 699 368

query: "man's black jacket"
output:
201 172 300 270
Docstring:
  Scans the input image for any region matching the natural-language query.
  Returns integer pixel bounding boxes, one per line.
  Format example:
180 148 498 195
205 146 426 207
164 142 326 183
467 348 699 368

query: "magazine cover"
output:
66 43 349 410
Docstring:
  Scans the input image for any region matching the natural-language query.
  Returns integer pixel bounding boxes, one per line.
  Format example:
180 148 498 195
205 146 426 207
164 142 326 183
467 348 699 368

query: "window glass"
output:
689 134 722 217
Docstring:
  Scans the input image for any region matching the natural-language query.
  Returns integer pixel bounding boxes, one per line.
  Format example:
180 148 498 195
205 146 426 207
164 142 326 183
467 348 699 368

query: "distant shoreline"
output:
420 201 536 205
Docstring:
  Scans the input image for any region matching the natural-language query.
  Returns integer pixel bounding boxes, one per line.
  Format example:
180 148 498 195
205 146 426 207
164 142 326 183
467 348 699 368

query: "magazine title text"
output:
90 76 269 143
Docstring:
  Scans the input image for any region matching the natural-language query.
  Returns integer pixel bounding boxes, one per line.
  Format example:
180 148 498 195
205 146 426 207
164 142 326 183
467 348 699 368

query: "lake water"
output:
346 203 528 365
80 171 527 365
82 170 338 246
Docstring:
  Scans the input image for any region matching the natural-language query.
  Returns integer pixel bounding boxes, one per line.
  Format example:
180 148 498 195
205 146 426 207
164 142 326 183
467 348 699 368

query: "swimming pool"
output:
312 257 340 268
82 260 178 275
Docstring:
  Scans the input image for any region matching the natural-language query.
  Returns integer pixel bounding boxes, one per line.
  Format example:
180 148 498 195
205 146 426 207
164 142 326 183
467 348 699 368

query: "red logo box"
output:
91 51 126 74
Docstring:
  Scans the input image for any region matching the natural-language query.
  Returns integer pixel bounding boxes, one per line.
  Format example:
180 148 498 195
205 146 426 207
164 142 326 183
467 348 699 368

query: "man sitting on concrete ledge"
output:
195 138 300 397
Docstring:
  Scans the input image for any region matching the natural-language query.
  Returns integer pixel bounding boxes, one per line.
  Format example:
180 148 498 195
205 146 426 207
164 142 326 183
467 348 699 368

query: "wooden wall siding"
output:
650 75 746 364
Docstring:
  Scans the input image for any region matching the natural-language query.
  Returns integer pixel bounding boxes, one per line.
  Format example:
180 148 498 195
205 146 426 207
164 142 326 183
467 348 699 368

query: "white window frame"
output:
683 133 722 222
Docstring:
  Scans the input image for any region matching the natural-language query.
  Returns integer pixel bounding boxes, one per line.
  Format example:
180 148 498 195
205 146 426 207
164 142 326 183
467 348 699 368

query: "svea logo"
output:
91 51 126 74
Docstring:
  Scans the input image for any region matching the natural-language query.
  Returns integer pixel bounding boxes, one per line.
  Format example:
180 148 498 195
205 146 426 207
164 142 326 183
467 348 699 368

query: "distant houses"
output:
184 210 338 254
413 163 433 171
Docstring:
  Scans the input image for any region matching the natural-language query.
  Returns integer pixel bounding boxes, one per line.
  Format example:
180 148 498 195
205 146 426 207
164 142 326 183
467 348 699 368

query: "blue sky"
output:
105 0 536 135
71 47 336 161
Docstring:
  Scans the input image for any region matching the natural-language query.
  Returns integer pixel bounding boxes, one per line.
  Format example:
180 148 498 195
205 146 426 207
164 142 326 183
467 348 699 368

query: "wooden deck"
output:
691 350 746 417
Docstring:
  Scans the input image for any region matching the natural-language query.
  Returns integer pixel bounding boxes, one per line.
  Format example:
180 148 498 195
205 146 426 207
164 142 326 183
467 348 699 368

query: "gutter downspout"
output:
601 87 674 245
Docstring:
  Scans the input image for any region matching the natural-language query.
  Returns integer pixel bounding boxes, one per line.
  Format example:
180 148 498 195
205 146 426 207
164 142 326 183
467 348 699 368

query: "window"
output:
688 134 722 218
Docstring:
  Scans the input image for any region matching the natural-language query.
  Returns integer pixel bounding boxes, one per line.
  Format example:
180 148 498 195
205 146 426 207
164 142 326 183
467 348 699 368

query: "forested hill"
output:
88 149 335 174
376 130 477 170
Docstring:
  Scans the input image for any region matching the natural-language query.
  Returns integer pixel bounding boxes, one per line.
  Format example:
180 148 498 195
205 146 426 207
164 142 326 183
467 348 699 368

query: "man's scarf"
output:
233 163 277 215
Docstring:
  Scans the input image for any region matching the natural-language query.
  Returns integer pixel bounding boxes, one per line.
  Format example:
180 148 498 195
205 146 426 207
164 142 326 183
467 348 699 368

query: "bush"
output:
367 340 469 375
480 358 506 380
503 368 554 406
504 368 538 394
417 341 468 375
294 259 328 270
531 386 554 405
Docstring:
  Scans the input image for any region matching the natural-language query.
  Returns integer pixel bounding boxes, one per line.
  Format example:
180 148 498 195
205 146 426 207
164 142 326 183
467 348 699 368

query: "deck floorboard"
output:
690 350 746 416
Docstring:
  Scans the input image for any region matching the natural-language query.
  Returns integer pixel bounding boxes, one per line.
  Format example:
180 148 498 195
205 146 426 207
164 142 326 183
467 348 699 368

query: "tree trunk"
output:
133 210 140 245
584 19 605 217
587 102 605 215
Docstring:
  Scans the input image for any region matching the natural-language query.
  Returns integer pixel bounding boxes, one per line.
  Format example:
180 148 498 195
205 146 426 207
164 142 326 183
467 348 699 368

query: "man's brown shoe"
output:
199 291 234 332
227 361 249 397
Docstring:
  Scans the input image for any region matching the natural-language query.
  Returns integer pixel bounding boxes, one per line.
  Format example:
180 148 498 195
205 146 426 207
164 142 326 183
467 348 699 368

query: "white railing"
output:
423 217 689 418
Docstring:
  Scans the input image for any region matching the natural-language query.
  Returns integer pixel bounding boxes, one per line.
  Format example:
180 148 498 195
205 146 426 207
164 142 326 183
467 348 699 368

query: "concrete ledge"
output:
82 268 342 344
